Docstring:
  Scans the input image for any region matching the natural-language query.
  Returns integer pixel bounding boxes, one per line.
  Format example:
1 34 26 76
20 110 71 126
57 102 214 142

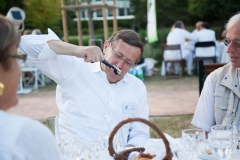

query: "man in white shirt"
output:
191 13 240 136
19 29 150 147
193 21 217 58
161 21 197 76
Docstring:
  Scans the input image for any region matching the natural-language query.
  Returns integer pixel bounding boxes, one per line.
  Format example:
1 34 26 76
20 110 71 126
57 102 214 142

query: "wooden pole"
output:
102 0 108 40
112 0 117 33
75 0 82 46
87 0 94 42
61 0 68 42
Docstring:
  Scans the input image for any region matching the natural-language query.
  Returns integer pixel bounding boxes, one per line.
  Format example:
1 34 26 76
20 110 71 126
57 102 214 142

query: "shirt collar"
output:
90 61 131 83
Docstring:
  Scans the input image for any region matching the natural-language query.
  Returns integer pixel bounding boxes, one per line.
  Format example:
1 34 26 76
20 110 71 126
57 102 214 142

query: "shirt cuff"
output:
191 119 211 132
38 28 61 60
127 136 149 147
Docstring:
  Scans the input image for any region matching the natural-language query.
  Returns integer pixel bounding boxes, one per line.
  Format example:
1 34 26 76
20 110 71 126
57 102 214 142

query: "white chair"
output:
17 60 46 94
22 60 45 88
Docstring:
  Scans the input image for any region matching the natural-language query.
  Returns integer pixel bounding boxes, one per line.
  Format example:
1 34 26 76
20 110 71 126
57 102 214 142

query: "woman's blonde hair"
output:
0 14 20 70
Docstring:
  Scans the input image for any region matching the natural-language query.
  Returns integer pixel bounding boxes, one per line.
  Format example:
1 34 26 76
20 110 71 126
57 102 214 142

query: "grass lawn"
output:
149 115 196 138
144 73 198 138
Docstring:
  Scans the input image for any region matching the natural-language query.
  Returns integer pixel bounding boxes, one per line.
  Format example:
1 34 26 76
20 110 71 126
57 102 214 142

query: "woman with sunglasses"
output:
0 15 61 159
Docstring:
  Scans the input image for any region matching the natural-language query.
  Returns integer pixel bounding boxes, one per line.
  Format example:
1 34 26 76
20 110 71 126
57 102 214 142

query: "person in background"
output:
23 29 32 35
19 28 150 147
0 15 61 160
191 12 240 138
161 20 197 76
193 21 217 62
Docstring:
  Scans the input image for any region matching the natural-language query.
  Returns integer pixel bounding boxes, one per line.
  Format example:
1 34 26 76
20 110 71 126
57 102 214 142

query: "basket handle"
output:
108 118 173 160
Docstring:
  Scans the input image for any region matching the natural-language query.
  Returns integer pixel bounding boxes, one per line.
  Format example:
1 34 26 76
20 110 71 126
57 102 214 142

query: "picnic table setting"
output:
55 118 240 160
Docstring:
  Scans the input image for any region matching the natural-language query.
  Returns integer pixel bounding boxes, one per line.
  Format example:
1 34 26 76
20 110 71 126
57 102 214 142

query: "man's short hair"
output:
174 21 184 29
108 29 143 63
226 12 240 30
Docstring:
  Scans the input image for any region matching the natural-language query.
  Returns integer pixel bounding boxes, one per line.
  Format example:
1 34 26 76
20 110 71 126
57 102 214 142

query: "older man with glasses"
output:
18 29 149 147
192 12 240 138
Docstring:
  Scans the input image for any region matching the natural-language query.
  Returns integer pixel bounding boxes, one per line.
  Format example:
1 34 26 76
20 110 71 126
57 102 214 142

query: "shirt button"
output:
225 77 227 79
235 85 237 87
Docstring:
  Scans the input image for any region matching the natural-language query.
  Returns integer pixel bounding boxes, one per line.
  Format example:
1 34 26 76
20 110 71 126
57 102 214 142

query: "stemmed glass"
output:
210 124 238 160
59 135 84 160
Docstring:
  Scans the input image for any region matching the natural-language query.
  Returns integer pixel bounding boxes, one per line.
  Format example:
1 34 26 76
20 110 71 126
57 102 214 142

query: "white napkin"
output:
128 133 177 160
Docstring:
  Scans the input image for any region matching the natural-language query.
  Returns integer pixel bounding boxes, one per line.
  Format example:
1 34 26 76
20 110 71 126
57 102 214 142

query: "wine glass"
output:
210 124 238 160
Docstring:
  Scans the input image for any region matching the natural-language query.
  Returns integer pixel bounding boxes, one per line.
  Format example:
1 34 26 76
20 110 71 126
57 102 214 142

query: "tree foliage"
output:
23 0 61 34
0 0 23 15
130 0 240 30
188 0 240 24
130 0 192 29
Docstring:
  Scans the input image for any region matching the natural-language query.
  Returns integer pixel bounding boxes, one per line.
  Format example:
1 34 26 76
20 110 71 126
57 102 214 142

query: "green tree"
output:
0 0 23 15
188 0 240 25
23 0 61 34
130 0 194 29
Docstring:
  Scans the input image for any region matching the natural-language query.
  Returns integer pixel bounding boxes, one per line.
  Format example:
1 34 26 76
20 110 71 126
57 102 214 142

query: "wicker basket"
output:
108 118 173 160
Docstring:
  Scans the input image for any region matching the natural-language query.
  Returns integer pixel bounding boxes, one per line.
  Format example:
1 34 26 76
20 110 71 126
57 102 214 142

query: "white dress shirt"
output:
161 28 197 76
165 28 197 60
191 69 240 133
0 110 61 160
194 29 217 57
18 29 150 147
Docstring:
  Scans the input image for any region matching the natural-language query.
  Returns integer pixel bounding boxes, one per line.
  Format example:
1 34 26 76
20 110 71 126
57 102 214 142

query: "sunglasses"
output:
8 54 27 67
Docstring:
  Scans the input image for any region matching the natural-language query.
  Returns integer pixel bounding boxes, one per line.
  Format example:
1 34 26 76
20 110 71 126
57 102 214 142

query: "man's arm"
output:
191 75 216 133
126 84 150 147
47 40 103 62
19 29 103 84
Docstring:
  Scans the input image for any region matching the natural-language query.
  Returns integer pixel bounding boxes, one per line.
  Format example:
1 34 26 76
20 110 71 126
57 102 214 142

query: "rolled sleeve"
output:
38 29 61 60
19 28 78 84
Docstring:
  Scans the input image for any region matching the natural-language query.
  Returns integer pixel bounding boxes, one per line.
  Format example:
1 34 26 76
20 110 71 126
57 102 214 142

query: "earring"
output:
0 83 4 96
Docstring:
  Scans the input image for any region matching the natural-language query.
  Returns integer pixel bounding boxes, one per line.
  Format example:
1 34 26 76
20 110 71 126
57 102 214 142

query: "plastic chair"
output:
162 44 184 79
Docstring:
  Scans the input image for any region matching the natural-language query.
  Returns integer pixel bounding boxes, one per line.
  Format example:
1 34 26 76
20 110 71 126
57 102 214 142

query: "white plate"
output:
198 149 240 160
198 154 218 160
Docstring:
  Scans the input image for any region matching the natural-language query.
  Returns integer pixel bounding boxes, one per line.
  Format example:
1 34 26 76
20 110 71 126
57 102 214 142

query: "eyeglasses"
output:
110 44 135 67
223 38 240 48
8 54 27 66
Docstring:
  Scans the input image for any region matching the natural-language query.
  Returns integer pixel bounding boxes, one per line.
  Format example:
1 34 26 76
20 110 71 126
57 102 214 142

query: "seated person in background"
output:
19 28 150 147
0 14 61 160
32 29 42 35
23 29 32 35
193 21 216 59
191 12 240 137
161 20 197 76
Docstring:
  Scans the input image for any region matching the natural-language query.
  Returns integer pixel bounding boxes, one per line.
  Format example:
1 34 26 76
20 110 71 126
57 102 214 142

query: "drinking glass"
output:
88 141 101 159
98 131 110 152
210 124 238 160
59 135 84 160
181 129 206 160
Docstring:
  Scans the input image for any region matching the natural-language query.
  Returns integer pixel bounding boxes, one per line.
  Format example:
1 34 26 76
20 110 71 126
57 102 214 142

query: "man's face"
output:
226 22 240 68
101 39 141 83
196 22 203 31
